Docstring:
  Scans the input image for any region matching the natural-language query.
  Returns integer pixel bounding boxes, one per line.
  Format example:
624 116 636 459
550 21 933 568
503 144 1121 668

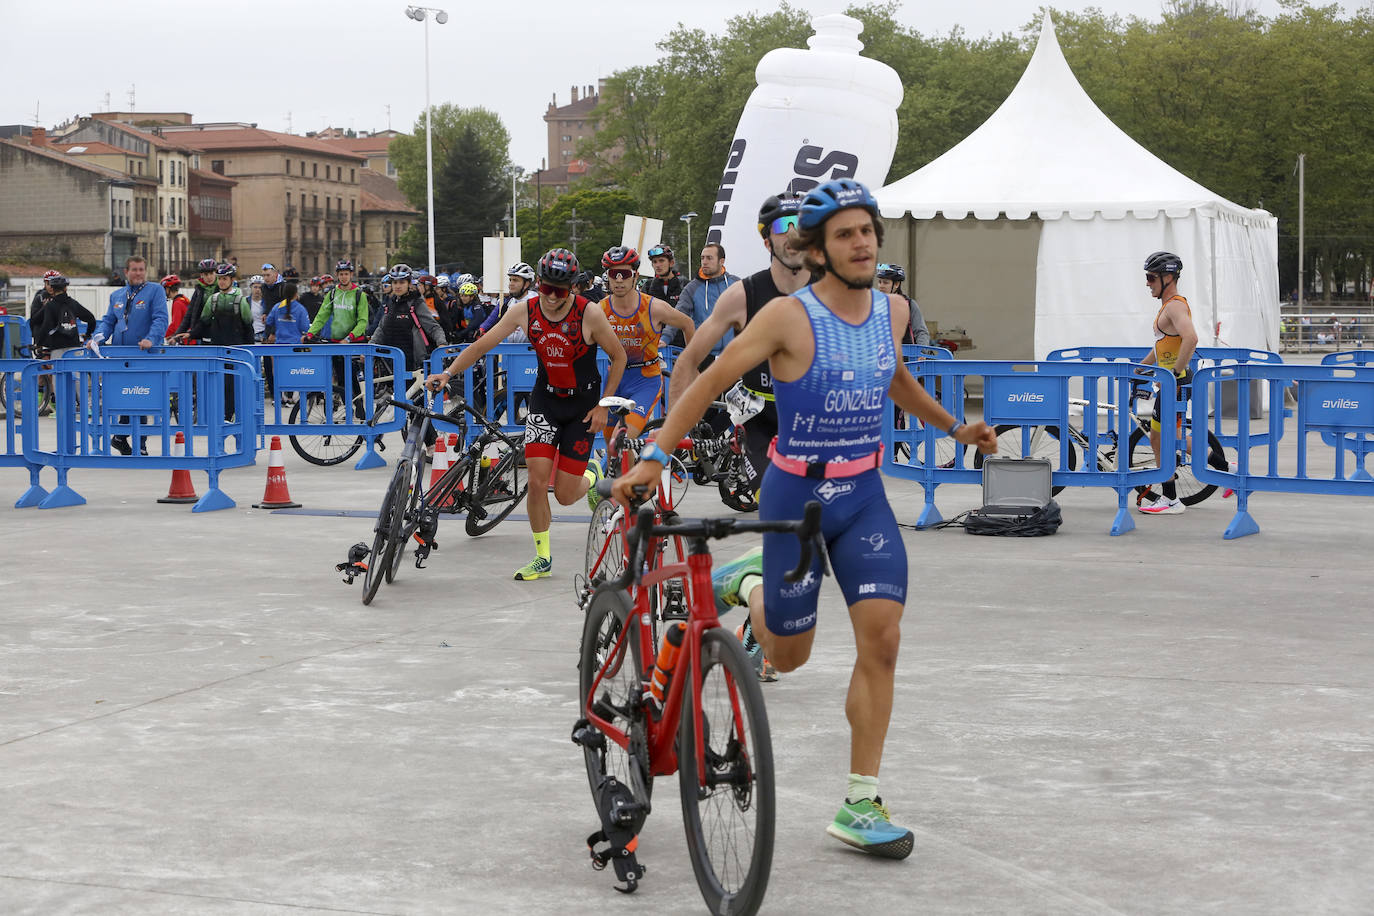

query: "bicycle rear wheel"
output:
1128 425 1226 505
679 626 774 916
980 424 1078 495
464 436 528 536
584 499 627 589
579 586 653 803
288 393 363 466
362 459 409 605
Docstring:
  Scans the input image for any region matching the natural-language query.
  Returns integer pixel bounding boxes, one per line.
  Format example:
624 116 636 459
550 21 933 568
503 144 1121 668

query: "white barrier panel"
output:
621 216 664 277
483 237 523 284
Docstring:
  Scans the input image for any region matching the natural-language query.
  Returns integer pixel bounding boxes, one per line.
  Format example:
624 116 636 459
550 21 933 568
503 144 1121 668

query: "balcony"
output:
300 207 324 221
301 238 324 251
324 209 345 224
285 204 297 220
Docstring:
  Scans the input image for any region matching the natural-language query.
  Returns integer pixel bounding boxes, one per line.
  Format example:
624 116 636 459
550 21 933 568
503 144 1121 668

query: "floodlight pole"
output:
680 212 698 265
406 6 447 276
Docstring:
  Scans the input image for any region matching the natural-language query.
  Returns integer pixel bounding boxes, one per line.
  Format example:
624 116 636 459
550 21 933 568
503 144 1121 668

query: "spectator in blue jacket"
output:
663 243 738 355
90 256 168 350
264 281 311 344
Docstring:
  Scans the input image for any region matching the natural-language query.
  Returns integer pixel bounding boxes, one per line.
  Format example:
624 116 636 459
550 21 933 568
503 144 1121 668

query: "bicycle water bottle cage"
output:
335 542 370 584
585 774 647 894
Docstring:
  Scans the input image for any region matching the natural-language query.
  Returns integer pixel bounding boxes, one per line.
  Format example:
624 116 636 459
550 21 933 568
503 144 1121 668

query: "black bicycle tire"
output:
464 444 528 536
578 586 653 803
386 450 427 583
982 424 1078 495
287 394 363 467
1127 425 1224 506
678 627 775 916
717 448 758 513
362 461 409 605
0 376 55 418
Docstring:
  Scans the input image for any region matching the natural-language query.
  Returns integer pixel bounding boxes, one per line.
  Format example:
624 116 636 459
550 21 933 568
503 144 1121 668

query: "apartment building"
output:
160 126 366 276
318 130 402 179
358 170 420 275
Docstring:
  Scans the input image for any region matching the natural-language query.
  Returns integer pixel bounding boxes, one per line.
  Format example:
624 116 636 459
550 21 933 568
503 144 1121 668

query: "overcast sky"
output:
3 0 1329 171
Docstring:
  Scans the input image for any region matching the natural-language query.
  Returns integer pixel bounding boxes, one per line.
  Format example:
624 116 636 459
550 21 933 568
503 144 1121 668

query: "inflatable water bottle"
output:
705 13 903 278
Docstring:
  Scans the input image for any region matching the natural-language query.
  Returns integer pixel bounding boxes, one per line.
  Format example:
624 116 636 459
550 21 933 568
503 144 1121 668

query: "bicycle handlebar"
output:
379 395 465 428
599 483 829 591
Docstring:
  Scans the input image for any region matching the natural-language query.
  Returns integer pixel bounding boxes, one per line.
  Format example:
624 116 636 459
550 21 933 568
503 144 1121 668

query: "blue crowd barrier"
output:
1318 352 1374 478
2 315 32 359
1048 346 1285 450
1322 350 1374 368
1 357 48 507
428 342 539 444
1192 363 1374 538
18 356 258 511
65 345 267 451
883 359 1177 535
241 344 406 470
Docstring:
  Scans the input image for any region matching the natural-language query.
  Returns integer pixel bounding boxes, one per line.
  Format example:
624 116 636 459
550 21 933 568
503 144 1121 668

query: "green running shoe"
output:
712 546 763 614
826 797 915 860
513 556 552 580
584 458 604 511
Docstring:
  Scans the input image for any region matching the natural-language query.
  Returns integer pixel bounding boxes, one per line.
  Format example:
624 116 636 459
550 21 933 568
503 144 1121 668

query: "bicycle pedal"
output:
571 719 605 751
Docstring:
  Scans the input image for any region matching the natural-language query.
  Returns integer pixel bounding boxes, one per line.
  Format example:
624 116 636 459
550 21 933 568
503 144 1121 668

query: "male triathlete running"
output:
1135 250 1198 515
614 178 996 860
668 192 813 680
427 249 626 580
597 245 697 440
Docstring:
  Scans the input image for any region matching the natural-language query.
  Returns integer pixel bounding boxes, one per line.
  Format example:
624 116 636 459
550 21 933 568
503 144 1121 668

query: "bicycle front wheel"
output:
362 459 409 605
678 627 775 916
464 437 528 536
288 393 363 466
385 452 426 583
579 586 653 804
584 498 627 589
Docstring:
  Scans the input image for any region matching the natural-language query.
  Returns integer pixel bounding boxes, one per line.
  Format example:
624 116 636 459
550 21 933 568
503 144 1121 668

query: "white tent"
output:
876 15 1279 360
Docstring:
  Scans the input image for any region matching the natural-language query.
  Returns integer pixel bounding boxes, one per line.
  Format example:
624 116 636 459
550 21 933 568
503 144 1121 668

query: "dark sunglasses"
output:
538 282 570 298
1145 273 1160 282
769 214 799 234
606 268 635 281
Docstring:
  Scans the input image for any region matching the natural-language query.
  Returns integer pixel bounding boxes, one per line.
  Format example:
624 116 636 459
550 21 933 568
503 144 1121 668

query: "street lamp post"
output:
679 211 698 267
404 5 448 276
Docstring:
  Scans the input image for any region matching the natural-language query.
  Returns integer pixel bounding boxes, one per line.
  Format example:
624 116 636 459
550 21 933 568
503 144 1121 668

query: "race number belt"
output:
767 438 884 480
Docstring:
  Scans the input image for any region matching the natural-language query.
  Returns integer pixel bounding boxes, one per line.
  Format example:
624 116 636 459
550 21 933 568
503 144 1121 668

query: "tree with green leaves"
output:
391 105 513 271
516 188 637 266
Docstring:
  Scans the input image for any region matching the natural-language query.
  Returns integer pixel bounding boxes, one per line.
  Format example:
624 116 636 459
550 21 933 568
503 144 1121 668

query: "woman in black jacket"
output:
368 265 446 376
30 274 96 356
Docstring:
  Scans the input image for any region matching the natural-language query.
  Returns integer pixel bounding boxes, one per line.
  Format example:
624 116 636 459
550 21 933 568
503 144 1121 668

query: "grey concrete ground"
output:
1 421 1372 915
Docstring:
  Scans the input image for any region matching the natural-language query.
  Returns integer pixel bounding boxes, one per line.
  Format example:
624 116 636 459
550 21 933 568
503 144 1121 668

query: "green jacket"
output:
193 287 254 345
307 285 370 340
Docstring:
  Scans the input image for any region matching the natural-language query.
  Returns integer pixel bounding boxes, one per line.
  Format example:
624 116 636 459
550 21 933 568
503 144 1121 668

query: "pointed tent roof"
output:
877 15 1263 224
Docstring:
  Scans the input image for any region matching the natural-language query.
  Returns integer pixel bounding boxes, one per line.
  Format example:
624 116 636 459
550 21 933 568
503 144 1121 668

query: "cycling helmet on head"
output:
42 270 61 282
537 248 579 286
216 262 236 277
249 275 265 286
875 263 906 283
47 273 69 289
757 192 802 236
798 178 881 231
456 272 474 286
382 273 392 283
389 264 413 281
507 261 536 282
458 281 478 296
646 244 673 260
321 274 334 285
161 274 181 289
197 258 218 273
1143 251 1183 277
283 267 299 279
435 275 450 288
335 259 353 272
601 246 640 270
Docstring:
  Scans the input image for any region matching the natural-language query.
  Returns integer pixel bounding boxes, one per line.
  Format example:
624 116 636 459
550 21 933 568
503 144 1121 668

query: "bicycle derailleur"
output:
335 542 370 585
412 511 440 568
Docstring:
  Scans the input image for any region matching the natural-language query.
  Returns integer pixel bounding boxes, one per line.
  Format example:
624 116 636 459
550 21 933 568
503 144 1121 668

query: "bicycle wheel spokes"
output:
679 628 774 916
464 438 529 536
579 588 652 805
289 393 363 466
362 460 409 605
584 499 627 587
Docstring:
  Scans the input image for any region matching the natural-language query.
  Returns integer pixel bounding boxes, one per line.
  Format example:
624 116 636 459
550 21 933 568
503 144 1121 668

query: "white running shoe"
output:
1138 494 1184 515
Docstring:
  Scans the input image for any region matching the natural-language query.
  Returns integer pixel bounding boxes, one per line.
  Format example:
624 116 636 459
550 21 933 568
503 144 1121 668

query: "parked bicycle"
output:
339 395 527 605
573 487 827 915
288 358 420 467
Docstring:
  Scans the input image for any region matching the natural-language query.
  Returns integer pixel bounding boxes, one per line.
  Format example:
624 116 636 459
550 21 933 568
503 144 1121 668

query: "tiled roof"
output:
319 135 395 156
191 167 237 186
53 141 127 156
173 127 365 161
1 138 131 181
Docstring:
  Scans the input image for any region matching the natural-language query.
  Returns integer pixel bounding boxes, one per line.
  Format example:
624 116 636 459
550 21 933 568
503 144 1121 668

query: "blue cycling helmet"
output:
798 178 881 231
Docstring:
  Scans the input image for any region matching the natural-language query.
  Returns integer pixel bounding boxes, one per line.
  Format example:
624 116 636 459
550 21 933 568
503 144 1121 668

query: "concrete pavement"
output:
1 429 1371 914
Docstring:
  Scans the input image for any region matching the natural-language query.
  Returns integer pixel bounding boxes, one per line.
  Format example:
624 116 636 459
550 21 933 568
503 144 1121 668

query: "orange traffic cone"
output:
430 436 455 505
157 431 199 504
447 433 459 449
254 435 301 509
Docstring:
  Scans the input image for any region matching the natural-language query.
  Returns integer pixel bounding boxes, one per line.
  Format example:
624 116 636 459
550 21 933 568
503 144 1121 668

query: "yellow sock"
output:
533 529 550 560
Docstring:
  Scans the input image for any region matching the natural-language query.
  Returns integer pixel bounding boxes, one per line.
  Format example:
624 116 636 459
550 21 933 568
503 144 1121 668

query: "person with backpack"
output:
189 263 254 420
171 259 219 342
369 264 446 376
303 259 370 343
29 272 95 358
